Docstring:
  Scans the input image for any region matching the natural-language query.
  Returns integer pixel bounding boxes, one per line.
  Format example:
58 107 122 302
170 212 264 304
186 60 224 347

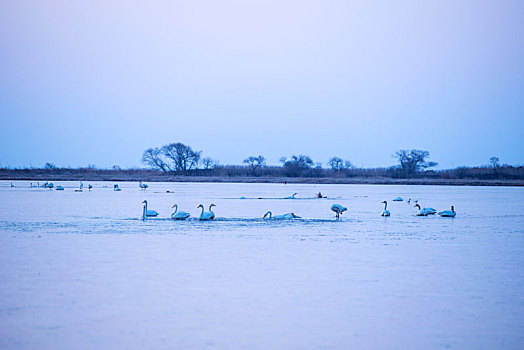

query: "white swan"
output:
438 206 456 217
139 181 149 190
284 193 298 199
142 200 159 217
331 204 347 219
263 211 300 220
75 182 83 192
381 201 391 216
171 204 190 220
114 184 121 191
198 204 215 220
414 204 429 216
415 204 437 215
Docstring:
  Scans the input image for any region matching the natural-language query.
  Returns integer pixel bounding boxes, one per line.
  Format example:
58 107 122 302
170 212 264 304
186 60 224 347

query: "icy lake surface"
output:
1 181 523 349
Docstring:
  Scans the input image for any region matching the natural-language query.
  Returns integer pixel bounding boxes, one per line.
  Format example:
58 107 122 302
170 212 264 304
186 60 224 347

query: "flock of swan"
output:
382 198 456 217
14 181 457 220
140 196 456 221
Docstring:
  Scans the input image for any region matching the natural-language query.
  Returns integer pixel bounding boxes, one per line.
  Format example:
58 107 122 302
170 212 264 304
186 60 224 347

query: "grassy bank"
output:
1 169 523 186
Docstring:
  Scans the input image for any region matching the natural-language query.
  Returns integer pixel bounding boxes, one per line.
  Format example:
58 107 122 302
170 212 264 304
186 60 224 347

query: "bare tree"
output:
489 156 500 168
328 157 353 171
201 157 216 170
142 147 171 172
161 142 201 173
280 155 314 177
394 149 437 178
243 155 266 175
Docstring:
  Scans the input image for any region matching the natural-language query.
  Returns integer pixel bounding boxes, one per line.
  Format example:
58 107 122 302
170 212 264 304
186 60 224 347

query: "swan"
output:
438 206 456 217
114 184 121 191
142 200 159 217
171 204 190 220
198 204 215 220
415 204 436 215
414 204 429 216
392 197 403 201
56 185 64 191
381 201 391 216
139 181 149 190
331 204 347 219
263 211 299 219
10 182 14 188
88 184 93 190
284 193 298 199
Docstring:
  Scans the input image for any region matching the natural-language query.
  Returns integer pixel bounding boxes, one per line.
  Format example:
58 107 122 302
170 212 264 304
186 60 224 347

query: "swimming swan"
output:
331 204 347 219
198 204 215 220
415 204 437 215
284 193 298 199
171 204 190 220
438 206 456 217
142 200 159 217
381 201 391 216
414 204 429 216
263 211 300 219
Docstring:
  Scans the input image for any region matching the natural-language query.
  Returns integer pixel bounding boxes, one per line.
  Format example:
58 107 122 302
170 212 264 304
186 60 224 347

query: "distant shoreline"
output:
1 171 522 187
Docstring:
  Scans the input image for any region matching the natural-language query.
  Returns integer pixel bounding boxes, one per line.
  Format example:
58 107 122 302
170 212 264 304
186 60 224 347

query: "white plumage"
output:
198 204 215 220
263 211 300 219
438 206 456 217
381 201 391 216
171 204 190 220
331 204 347 219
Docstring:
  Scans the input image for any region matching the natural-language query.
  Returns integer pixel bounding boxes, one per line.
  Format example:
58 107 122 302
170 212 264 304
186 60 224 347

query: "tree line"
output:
139 142 522 180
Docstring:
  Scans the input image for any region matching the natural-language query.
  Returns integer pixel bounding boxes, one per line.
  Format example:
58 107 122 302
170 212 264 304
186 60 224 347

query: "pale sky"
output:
1 0 523 169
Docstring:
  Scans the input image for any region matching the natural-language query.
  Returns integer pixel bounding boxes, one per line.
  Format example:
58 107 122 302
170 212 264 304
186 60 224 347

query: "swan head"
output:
291 213 297 218
197 204 203 209
210 204 216 208
172 204 177 208
414 204 421 210
142 200 147 204
381 201 387 204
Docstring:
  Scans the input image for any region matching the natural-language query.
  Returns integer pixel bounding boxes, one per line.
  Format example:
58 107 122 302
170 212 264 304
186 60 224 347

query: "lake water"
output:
1 180 523 349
